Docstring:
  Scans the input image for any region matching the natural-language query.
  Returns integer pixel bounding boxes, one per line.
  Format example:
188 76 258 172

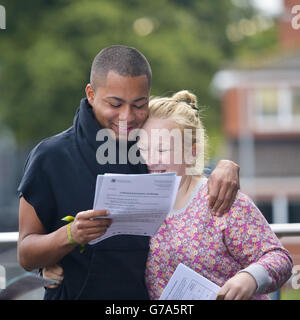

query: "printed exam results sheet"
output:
159 263 221 300
90 172 181 244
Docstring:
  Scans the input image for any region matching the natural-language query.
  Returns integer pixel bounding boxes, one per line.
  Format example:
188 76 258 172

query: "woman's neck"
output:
179 174 193 193
173 174 201 211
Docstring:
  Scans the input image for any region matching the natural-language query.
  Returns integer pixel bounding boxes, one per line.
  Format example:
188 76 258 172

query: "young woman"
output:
43 90 293 300
140 90 292 300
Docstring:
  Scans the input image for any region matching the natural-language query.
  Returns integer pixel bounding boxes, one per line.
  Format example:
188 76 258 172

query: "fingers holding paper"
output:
216 272 257 300
71 209 113 244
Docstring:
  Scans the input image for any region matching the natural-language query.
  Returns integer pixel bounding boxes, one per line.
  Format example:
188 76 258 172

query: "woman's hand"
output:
70 209 113 245
208 160 240 216
216 272 257 300
42 264 64 289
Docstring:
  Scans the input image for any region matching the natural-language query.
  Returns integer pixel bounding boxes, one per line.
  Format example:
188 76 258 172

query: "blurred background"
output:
0 0 299 299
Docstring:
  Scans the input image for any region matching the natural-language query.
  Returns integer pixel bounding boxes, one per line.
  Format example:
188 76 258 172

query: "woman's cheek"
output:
161 152 173 166
137 110 149 126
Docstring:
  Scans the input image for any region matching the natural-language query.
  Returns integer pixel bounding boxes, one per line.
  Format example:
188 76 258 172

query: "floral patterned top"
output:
145 179 293 300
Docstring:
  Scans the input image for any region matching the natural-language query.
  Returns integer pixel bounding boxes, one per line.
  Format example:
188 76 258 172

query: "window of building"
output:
256 202 273 224
289 202 300 223
256 201 300 224
255 88 278 119
292 89 300 116
253 86 300 131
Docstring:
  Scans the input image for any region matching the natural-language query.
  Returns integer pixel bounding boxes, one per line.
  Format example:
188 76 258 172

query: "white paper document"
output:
90 173 181 244
159 263 221 300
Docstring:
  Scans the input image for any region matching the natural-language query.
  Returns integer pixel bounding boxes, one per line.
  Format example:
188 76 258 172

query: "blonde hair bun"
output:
172 90 197 109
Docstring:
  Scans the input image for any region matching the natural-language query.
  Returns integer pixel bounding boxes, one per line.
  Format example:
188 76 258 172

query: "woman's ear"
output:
192 143 197 158
184 143 197 166
85 84 95 107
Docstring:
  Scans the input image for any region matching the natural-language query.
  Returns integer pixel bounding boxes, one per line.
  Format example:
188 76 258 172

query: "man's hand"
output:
42 264 64 289
208 160 240 217
216 272 257 300
70 209 113 245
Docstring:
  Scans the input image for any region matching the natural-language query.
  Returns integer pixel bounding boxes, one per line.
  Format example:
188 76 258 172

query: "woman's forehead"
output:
143 117 178 130
139 120 181 147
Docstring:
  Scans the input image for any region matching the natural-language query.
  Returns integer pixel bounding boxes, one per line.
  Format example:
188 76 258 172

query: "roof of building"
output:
212 50 300 94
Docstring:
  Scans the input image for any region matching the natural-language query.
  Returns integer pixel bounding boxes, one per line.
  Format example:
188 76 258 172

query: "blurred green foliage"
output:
0 0 277 157
281 288 300 300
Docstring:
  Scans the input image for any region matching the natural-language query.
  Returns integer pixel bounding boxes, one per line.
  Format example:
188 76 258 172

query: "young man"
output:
18 45 240 299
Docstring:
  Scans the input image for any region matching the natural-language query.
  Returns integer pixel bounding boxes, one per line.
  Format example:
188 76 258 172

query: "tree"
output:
0 0 277 157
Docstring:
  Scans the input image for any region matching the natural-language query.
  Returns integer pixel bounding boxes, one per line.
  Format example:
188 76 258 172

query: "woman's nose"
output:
149 148 161 166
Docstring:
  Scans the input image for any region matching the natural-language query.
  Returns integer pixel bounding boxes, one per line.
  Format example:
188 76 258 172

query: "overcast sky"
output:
251 0 283 16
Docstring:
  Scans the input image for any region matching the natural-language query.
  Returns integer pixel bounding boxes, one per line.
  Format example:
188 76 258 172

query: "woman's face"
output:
138 117 191 176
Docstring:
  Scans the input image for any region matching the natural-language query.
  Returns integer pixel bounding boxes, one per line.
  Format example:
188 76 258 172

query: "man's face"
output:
86 70 150 140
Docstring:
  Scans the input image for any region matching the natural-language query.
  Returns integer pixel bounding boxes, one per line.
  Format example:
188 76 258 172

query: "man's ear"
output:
85 83 95 107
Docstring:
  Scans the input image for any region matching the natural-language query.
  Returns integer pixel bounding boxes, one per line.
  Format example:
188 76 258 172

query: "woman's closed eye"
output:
138 145 148 152
137 146 170 153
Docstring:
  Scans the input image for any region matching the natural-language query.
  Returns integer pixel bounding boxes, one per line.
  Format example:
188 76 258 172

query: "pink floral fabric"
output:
145 179 293 300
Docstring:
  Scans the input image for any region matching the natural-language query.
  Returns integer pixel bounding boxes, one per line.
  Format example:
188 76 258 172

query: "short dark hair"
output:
90 45 152 89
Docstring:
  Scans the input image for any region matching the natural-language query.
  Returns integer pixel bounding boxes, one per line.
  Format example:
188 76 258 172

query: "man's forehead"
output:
95 70 149 89
106 95 148 103
94 73 149 101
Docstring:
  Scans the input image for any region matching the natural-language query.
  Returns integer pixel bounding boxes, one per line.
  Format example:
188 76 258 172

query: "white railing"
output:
0 232 18 243
270 223 300 237
1 224 300 243
0 224 299 300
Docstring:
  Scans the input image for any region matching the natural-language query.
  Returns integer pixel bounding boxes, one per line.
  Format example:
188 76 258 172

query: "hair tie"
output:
176 99 198 111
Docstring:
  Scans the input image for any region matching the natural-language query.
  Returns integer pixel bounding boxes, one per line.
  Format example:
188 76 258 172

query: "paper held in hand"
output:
159 263 221 300
90 172 181 245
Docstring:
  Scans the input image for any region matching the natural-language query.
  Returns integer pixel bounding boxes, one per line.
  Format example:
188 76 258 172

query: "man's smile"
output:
111 122 136 134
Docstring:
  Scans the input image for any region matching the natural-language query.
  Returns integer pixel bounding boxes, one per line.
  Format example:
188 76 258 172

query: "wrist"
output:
238 264 272 294
66 222 85 253
67 222 79 245
238 271 257 290
62 223 77 248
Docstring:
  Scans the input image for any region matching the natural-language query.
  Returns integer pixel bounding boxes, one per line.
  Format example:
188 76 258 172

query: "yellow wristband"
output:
62 216 85 253
66 222 77 245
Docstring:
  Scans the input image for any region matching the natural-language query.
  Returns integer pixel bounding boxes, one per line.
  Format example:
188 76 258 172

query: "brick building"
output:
212 0 300 224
